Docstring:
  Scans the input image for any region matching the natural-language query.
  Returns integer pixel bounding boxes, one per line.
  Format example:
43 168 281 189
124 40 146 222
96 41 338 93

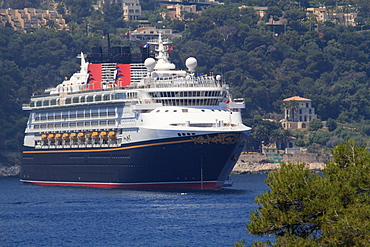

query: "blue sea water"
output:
0 174 272 247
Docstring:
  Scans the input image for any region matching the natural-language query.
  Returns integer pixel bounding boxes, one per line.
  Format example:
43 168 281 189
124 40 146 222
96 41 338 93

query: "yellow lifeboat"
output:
62 133 70 141
78 132 85 141
48 133 55 142
41 134 48 142
100 131 108 141
92 132 100 140
109 131 117 139
70 133 78 141
55 133 62 141
86 132 92 139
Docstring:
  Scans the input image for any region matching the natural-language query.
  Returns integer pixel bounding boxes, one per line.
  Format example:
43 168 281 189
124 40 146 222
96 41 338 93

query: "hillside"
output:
1 0 370 153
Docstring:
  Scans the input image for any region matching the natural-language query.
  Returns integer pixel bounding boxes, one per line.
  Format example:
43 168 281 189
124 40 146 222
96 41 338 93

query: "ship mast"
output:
147 32 175 70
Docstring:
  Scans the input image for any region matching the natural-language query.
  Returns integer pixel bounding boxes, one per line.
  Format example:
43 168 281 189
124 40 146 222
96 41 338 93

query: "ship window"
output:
92 121 98 126
84 122 90 127
65 98 72 104
100 109 107 117
77 122 84 127
108 108 115 116
55 123 61 128
73 97 79 103
103 94 111 101
114 93 126 99
40 113 47 120
112 154 130 159
34 124 39 129
85 111 91 118
88 154 110 159
23 155 34 160
99 120 107 125
47 113 54 120
108 120 115 125
40 124 46 129
95 95 102 102
62 112 68 119
80 96 85 103
91 109 99 117
70 111 77 119
70 122 76 127
77 110 84 118
30 101 35 107
48 124 54 128
55 112 61 120
87 96 94 102
36 101 42 107
50 99 57 106
62 123 68 127
43 100 49 106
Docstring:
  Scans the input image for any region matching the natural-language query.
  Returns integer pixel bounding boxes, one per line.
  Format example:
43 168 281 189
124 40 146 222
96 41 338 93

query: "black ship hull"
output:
21 133 246 190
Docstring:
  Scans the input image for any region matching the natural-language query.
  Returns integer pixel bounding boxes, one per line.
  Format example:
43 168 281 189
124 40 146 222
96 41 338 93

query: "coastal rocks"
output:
0 152 21 178
232 153 330 174
0 164 21 178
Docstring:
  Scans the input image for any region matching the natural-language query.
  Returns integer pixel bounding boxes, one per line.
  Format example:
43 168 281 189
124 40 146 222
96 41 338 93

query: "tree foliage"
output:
246 140 370 246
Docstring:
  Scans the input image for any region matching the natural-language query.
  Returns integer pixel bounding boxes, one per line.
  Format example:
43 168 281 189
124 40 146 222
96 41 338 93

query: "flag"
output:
166 45 174 52
142 44 149 48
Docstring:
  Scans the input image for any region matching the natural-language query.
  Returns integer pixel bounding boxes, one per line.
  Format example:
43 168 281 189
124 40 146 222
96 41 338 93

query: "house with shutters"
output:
281 96 317 129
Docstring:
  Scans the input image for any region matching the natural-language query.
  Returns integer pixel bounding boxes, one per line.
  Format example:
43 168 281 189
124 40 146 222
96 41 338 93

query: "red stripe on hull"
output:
22 180 219 190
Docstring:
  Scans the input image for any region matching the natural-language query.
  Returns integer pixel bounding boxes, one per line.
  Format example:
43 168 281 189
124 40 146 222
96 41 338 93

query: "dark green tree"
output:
309 118 323 131
246 140 370 246
326 118 337 132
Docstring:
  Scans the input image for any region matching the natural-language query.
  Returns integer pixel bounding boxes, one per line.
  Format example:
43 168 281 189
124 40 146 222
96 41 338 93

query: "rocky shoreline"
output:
231 153 330 174
1 152 331 178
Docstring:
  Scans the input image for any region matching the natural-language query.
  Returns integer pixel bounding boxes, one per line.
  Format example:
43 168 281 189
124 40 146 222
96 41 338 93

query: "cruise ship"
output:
21 34 251 189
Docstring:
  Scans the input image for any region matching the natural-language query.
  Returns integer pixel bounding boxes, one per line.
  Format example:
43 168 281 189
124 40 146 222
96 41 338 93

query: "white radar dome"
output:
144 58 156 72
185 57 197 72
216 75 222 81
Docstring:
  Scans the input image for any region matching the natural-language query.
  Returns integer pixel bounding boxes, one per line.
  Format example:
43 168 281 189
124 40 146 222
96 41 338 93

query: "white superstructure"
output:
22 34 250 150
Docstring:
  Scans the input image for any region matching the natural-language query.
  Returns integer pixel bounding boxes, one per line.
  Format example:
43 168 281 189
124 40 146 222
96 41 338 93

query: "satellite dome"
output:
185 57 197 72
144 58 156 71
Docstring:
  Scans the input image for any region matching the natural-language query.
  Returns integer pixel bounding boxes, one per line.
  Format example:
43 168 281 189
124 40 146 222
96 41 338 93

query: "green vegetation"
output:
244 140 370 246
1 0 370 152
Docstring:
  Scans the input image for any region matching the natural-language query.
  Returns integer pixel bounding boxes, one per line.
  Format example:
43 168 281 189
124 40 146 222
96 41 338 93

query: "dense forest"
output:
2 0 370 152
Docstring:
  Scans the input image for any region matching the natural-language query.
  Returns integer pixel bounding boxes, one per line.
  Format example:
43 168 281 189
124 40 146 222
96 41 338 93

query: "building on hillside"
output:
281 96 317 129
239 6 268 19
159 0 210 6
307 7 358 26
0 8 67 33
97 0 142 21
129 27 173 41
165 4 198 20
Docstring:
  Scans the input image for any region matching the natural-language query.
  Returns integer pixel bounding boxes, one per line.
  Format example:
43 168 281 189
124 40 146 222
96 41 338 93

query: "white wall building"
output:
282 96 317 129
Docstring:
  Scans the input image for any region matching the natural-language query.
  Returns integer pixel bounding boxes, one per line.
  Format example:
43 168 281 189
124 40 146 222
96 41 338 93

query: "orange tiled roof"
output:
283 96 311 101
137 27 152 31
